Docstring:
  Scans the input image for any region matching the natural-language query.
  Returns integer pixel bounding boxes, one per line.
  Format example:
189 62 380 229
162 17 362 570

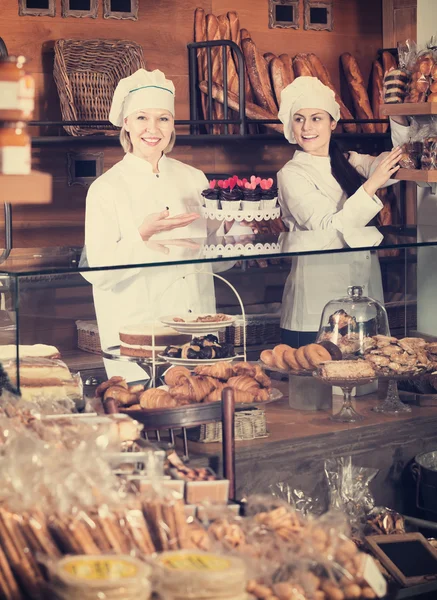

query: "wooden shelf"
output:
381 103 437 117
0 171 52 204
396 169 437 183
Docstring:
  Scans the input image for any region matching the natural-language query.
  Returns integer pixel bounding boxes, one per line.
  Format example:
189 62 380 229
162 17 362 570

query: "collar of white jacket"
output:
109 68 176 127
278 76 341 144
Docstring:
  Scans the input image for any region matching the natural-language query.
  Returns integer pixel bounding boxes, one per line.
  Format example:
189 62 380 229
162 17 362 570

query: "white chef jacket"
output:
82 152 217 379
278 120 409 332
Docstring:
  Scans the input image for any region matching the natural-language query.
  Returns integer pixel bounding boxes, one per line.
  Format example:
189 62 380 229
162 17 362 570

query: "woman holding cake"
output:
83 68 217 379
277 76 409 347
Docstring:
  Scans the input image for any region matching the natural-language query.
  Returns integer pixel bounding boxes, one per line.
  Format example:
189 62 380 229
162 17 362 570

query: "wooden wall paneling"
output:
383 0 417 48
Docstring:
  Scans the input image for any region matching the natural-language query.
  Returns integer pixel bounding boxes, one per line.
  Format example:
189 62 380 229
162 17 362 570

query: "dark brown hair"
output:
329 138 364 198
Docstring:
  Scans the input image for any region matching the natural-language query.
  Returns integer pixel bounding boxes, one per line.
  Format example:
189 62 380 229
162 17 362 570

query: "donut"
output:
284 347 300 371
317 340 343 361
304 343 331 368
272 344 292 371
295 346 312 371
260 349 275 367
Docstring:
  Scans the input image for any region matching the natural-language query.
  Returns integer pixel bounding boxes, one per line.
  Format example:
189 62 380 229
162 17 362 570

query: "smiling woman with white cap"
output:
276 76 409 348
83 68 217 379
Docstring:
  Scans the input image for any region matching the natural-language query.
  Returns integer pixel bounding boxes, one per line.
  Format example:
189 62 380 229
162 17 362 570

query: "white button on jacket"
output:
83 152 217 379
278 120 410 332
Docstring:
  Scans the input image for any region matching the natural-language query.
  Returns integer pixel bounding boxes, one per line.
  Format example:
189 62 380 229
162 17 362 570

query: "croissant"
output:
164 366 191 387
169 376 215 403
95 376 128 397
253 365 271 388
227 375 260 395
129 383 145 394
194 363 234 380
233 389 256 404
139 388 177 409
204 382 226 403
232 362 256 377
103 385 137 406
255 387 270 402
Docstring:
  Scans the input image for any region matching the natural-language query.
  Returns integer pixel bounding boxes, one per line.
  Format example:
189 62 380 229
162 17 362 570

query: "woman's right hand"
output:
138 210 200 241
363 146 403 198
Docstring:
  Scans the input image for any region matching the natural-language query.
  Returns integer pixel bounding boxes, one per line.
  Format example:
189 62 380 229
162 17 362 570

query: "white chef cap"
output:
109 68 175 127
278 76 340 144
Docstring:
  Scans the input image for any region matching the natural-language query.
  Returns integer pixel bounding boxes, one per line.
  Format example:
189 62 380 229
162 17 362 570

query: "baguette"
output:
240 28 251 41
270 56 292 106
227 11 241 47
341 52 375 133
382 51 397 75
264 52 276 65
242 37 278 112
372 60 388 133
293 53 316 77
307 52 358 133
199 80 283 133
206 14 225 134
218 14 240 133
194 8 209 129
279 53 294 84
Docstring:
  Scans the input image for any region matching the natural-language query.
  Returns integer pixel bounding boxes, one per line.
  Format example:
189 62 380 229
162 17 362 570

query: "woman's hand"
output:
363 146 403 198
138 210 200 241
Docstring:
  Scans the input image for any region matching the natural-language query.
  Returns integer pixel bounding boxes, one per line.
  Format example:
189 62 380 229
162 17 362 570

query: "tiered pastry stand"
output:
313 373 378 423
201 205 280 223
101 346 169 390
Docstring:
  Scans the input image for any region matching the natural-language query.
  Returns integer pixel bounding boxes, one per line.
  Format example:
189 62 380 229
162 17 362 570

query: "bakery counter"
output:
182 384 437 515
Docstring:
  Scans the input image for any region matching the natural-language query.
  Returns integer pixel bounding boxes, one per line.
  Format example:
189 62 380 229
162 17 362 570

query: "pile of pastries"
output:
260 341 342 373
98 362 272 410
162 334 235 360
363 335 432 376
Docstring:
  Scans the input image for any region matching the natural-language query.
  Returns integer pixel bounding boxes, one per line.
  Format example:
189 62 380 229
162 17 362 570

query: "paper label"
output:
0 146 31 175
362 554 387 597
160 553 232 571
62 557 138 580
0 81 20 110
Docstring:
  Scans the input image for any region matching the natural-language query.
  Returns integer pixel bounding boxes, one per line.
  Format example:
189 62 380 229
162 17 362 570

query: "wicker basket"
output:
186 409 268 443
219 314 281 347
53 39 146 136
76 320 102 355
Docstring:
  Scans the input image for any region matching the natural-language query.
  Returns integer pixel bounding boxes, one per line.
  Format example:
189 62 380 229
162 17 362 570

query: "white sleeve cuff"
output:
342 186 383 228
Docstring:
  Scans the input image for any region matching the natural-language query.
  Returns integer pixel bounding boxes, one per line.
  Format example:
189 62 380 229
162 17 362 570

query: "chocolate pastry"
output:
163 346 182 358
328 309 357 334
317 340 342 361
243 187 262 202
261 185 278 201
186 348 201 360
220 187 243 201
199 346 217 360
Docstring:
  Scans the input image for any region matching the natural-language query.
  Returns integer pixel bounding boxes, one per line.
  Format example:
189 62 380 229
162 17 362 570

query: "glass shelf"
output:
0 225 434 277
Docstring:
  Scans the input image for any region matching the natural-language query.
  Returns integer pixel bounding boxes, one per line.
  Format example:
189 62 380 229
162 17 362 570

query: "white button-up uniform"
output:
278 120 409 332
83 152 216 378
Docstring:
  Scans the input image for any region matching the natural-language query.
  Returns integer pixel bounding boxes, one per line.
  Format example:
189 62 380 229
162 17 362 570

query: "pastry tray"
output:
119 388 282 429
159 354 244 368
201 206 281 222
258 360 313 377
160 314 236 334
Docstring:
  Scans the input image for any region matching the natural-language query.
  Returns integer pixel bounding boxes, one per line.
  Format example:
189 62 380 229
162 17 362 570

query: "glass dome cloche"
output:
316 286 390 358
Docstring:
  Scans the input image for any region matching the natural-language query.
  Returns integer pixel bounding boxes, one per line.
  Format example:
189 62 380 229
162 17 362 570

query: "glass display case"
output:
0 224 433 393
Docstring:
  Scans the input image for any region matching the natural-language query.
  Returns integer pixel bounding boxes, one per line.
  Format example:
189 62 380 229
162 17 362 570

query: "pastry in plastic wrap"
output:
383 68 409 103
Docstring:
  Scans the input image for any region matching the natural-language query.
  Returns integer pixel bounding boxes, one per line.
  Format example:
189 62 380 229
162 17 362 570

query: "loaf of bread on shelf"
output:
206 13 225 134
292 53 316 77
372 60 388 133
382 50 398 75
279 54 294 85
242 37 278 113
194 8 208 125
217 13 240 133
270 56 293 107
264 52 276 65
306 52 357 133
341 53 375 133
199 81 283 133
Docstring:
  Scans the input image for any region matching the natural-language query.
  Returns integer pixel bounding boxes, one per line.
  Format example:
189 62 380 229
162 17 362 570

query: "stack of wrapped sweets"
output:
202 175 278 211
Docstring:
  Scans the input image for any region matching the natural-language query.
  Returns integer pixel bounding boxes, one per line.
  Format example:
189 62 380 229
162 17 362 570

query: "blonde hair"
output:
120 127 176 155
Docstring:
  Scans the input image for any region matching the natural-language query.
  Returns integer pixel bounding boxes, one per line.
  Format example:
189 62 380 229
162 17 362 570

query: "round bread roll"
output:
260 349 275 367
304 343 331 368
283 347 300 371
272 344 292 370
295 346 312 370
317 340 343 361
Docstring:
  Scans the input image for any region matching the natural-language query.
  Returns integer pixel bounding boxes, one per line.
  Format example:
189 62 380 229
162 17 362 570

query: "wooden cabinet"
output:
383 0 417 48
